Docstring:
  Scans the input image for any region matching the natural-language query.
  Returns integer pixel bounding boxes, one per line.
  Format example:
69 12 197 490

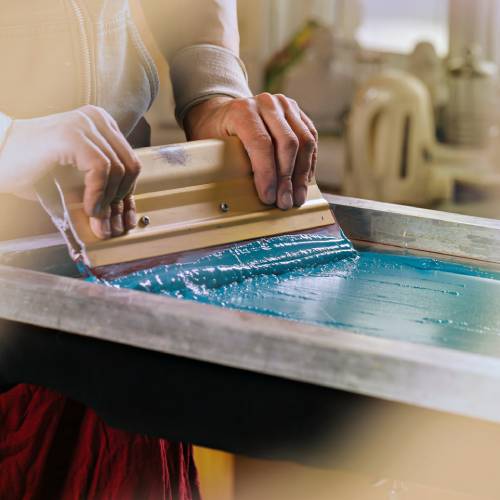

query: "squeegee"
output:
36 138 339 277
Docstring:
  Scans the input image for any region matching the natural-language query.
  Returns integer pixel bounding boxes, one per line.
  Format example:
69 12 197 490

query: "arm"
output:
144 0 318 210
142 0 250 122
0 107 141 239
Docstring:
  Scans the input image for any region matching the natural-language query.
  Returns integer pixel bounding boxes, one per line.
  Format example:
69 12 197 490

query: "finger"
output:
257 93 298 210
80 106 141 199
299 109 318 141
110 200 125 237
74 137 111 219
299 109 319 181
81 133 127 210
276 95 316 206
309 146 318 182
123 194 137 231
90 207 112 240
225 100 278 205
115 154 141 201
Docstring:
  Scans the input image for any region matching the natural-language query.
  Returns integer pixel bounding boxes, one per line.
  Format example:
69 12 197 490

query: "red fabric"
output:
0 384 201 500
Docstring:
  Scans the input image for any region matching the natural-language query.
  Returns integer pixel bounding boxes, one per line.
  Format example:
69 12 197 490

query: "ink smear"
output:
88 232 500 357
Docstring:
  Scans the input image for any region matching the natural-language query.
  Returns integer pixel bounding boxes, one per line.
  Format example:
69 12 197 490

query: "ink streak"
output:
155 146 188 166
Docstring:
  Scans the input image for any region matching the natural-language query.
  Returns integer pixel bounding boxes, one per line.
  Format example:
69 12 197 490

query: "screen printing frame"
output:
1 194 500 426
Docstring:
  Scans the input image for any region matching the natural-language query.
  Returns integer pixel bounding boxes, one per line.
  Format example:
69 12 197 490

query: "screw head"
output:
219 202 230 213
139 215 150 227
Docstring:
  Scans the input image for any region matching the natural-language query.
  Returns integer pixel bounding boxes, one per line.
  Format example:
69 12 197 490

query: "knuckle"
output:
129 157 142 176
91 157 111 174
80 104 98 116
101 111 117 126
112 162 126 177
281 133 299 153
275 94 289 107
80 105 112 124
82 104 106 116
96 106 110 118
231 98 253 113
125 194 137 208
287 97 299 109
257 92 275 105
300 133 316 152
250 133 273 152
254 161 276 176
295 171 310 183
279 172 293 182
73 112 90 128
111 199 124 209
109 116 119 129
258 92 273 99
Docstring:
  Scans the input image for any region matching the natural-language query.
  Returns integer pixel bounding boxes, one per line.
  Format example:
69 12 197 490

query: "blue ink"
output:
87 232 357 295
88 232 500 357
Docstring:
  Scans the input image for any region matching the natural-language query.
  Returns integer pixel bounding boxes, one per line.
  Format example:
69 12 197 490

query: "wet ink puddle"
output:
87 233 500 357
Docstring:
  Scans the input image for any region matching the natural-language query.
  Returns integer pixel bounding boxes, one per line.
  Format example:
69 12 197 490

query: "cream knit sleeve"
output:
169 43 251 123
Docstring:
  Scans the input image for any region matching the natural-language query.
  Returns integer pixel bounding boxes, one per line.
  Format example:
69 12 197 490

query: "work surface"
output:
1 195 500 425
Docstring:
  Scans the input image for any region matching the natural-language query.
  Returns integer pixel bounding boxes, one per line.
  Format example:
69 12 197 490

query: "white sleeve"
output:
0 112 12 152
142 0 252 123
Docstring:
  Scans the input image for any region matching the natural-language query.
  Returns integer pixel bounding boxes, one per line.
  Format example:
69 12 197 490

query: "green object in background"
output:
264 20 321 93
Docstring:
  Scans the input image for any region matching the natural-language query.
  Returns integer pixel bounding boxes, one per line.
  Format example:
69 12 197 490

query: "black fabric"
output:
1 319 500 497
127 117 152 149
0 319 354 463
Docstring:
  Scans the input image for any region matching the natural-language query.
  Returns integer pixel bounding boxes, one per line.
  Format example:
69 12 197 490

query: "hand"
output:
0 105 141 239
184 94 318 210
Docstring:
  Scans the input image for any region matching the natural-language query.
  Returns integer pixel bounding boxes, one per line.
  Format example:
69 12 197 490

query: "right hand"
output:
0 105 141 239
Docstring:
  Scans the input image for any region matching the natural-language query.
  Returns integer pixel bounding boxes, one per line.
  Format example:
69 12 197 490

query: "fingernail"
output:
294 186 308 207
125 210 137 230
111 214 124 236
264 186 276 205
93 201 102 218
102 218 112 238
279 192 293 210
90 218 111 239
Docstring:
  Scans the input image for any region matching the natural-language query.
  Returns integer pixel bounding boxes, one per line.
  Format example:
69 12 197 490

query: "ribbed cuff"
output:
170 44 252 125
0 112 13 152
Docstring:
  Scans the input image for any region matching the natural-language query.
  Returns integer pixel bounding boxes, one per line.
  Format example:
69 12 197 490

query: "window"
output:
356 0 449 55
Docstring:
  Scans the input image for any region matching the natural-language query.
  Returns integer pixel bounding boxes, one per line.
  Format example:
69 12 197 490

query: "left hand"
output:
184 94 318 210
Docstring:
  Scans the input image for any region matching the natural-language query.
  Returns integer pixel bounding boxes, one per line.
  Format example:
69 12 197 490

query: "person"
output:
0 0 318 498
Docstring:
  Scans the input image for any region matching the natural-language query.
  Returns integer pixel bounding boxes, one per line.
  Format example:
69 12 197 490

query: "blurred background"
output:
148 0 500 220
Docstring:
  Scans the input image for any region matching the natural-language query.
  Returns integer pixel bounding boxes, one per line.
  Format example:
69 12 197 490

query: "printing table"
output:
1 195 500 498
